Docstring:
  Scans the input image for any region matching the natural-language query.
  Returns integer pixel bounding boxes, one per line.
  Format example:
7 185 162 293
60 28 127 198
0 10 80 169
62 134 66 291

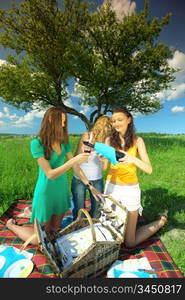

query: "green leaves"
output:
0 0 176 129
74 1 175 119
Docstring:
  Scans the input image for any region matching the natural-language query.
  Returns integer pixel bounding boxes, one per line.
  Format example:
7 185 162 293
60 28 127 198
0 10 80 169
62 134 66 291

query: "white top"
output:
76 151 102 180
74 132 103 181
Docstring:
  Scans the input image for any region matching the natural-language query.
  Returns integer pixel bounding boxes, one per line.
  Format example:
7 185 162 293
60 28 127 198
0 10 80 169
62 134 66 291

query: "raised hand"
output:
118 151 135 164
75 152 90 164
89 185 107 203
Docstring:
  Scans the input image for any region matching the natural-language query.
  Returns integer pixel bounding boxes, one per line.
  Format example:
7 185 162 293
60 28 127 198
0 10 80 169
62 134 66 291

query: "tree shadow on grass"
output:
141 187 185 232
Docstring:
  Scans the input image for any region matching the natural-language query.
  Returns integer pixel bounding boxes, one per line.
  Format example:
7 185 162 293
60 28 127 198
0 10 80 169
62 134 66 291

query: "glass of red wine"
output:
83 140 91 153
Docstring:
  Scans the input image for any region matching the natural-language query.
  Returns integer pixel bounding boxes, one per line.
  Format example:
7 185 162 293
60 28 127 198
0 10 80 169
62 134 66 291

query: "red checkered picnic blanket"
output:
0 199 184 278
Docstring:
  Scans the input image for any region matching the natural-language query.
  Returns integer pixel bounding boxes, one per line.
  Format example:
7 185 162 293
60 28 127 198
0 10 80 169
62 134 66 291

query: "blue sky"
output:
0 0 185 135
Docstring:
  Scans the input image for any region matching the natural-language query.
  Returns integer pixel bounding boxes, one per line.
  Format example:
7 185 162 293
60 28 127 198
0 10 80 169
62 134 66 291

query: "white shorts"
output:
104 181 143 215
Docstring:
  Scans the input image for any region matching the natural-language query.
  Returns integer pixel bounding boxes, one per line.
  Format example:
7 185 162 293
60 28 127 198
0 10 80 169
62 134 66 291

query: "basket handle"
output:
77 208 96 243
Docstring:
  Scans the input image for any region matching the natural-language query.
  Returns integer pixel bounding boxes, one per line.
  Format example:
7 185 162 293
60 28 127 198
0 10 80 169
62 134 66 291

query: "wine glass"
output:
83 140 91 153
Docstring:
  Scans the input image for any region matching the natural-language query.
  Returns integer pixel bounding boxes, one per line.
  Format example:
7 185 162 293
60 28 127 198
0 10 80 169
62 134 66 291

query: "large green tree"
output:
0 0 176 129
0 0 92 125
72 1 176 123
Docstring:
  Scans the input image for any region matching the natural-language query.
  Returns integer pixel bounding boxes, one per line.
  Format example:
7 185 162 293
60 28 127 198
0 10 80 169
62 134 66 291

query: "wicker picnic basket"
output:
23 196 128 278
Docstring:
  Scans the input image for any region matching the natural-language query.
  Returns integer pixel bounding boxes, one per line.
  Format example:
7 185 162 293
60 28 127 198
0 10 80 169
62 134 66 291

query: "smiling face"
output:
112 112 131 135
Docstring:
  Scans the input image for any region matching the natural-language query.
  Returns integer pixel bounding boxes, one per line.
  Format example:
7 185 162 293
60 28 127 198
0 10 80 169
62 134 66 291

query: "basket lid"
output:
99 196 128 242
34 219 61 274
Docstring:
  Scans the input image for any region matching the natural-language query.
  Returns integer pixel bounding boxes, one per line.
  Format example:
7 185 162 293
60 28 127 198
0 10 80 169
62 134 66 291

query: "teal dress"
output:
30 137 72 224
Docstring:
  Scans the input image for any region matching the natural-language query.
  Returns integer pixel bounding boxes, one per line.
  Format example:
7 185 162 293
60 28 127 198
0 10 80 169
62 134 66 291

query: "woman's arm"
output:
100 137 111 171
67 152 103 196
100 158 109 171
36 152 90 180
67 151 91 185
119 137 152 174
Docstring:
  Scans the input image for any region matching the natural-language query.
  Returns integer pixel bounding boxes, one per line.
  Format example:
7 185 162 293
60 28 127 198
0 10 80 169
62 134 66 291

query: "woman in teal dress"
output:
6 107 100 245
30 138 72 225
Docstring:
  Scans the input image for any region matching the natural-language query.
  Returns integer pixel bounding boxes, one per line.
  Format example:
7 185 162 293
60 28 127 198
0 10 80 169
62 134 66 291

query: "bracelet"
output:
86 181 92 190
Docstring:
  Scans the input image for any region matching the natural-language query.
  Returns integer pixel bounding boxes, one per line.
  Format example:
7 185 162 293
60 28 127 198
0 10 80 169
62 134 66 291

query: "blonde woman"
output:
71 116 112 219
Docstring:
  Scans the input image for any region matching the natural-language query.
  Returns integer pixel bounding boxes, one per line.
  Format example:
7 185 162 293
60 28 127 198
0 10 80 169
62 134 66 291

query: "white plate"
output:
0 255 6 270
119 272 138 278
0 245 7 252
4 259 33 278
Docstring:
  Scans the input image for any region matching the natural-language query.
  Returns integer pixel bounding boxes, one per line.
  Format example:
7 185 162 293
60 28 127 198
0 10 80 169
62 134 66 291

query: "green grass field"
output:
0 133 185 275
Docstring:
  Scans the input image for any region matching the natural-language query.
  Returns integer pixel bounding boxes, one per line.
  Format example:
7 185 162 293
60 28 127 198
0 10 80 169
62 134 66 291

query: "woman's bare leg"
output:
124 210 167 248
6 213 65 245
6 219 38 245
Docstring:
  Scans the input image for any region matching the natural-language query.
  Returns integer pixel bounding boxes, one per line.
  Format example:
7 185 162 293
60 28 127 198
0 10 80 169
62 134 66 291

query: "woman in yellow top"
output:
104 107 167 248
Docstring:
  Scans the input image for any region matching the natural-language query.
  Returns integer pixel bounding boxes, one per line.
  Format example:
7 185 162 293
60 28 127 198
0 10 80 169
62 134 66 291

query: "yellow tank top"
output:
107 144 138 184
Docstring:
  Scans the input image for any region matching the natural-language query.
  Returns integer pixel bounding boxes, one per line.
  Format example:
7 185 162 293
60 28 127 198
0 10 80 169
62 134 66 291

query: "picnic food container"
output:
23 196 128 278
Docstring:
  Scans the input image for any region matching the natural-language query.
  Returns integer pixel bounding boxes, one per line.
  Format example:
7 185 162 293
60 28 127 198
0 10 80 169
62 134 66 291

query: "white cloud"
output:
0 59 14 68
3 107 9 114
9 114 18 120
158 50 185 102
79 105 90 115
171 106 185 113
168 50 185 70
64 97 73 108
13 103 46 128
102 0 136 21
12 122 33 128
70 92 81 99
166 83 185 101
66 84 90 119
0 106 19 121
0 120 6 125
66 86 81 108
73 104 90 119
0 59 7 66
0 103 47 129
71 82 85 100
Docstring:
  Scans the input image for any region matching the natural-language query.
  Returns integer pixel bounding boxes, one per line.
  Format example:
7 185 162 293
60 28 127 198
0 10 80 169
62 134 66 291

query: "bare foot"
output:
6 218 16 228
158 215 168 227
17 207 32 218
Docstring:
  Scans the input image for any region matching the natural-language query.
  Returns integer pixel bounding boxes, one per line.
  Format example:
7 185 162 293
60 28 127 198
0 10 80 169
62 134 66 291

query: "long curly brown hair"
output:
37 107 69 160
109 107 136 151
90 116 113 144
